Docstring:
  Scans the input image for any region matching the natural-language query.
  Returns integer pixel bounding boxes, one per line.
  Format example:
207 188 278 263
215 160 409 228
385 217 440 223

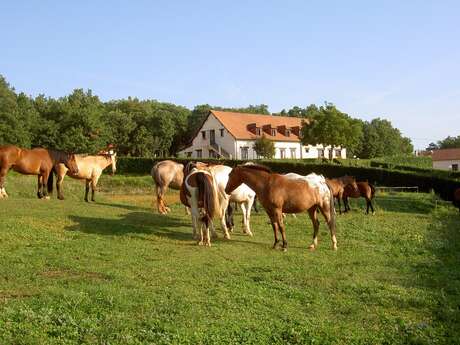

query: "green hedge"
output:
117 157 460 202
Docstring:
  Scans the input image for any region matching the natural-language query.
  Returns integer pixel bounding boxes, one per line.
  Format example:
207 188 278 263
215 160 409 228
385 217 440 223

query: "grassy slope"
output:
0 173 459 344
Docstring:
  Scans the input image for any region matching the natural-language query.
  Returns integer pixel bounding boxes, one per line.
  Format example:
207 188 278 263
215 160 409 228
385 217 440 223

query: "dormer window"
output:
256 128 261 136
286 129 291 137
271 129 276 136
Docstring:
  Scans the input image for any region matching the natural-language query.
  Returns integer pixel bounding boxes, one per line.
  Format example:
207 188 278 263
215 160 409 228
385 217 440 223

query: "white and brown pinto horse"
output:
182 162 256 244
55 149 116 201
225 165 337 251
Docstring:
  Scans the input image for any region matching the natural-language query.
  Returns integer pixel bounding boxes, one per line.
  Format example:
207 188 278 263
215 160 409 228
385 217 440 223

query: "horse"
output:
54 149 117 201
184 167 222 246
225 164 337 251
325 175 358 214
342 181 376 214
453 188 460 213
151 160 185 214
0 145 78 199
181 162 256 240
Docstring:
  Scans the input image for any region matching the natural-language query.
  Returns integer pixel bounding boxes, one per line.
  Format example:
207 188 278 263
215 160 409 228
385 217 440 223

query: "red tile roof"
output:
211 110 308 142
432 148 460 161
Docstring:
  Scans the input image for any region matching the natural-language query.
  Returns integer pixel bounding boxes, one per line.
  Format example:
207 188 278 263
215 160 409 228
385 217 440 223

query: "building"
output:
432 148 460 171
179 110 346 160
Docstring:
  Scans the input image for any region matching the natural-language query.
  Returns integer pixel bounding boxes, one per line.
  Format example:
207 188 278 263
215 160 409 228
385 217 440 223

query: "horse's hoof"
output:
372 212 376 216
282 247 288 252
308 245 316 251
197 241 204 246
332 246 338 251
246 232 254 237
43 196 50 200
58 196 64 200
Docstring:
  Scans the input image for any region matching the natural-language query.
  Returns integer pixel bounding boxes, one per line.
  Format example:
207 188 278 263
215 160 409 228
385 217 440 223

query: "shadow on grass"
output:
65 212 192 242
96 201 150 212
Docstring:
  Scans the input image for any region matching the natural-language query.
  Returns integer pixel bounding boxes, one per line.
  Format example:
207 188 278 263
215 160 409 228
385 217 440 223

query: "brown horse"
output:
0 145 78 199
326 175 358 214
54 149 116 201
225 165 337 251
151 160 185 214
343 181 376 214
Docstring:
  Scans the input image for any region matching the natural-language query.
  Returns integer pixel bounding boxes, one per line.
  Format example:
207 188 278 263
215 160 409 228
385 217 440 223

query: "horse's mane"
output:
239 164 272 173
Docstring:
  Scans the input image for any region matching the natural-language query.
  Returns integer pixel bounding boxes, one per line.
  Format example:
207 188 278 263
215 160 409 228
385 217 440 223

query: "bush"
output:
117 157 460 202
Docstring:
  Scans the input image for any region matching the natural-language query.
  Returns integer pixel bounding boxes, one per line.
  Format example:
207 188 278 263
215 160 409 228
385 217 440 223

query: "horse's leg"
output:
37 175 43 199
56 173 65 200
41 171 51 199
307 207 320 250
276 211 288 251
367 197 375 215
220 198 231 240
84 180 90 202
337 192 342 214
0 165 10 198
243 199 254 236
210 219 218 239
268 212 280 249
344 196 350 212
318 203 338 251
90 175 101 202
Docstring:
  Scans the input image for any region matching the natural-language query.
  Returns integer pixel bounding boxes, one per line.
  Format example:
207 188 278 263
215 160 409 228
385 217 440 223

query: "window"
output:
286 129 291 137
290 148 296 158
305 147 310 153
279 148 286 159
220 128 224 137
335 149 342 157
453 164 459 171
186 152 192 157
318 149 324 158
196 149 202 158
201 131 206 139
256 128 261 136
271 129 276 136
241 147 249 160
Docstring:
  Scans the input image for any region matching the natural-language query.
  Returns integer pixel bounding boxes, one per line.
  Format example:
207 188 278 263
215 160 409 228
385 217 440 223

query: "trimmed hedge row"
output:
370 161 460 179
117 157 460 202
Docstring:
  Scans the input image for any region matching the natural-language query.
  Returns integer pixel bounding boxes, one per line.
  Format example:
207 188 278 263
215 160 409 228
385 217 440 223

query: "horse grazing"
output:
0 145 78 199
54 149 117 201
326 175 358 214
184 168 221 246
181 162 256 240
343 181 376 214
151 160 186 214
225 165 337 251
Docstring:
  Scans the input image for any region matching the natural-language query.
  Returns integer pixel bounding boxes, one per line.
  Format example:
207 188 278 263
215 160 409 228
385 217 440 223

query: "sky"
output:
1 0 459 149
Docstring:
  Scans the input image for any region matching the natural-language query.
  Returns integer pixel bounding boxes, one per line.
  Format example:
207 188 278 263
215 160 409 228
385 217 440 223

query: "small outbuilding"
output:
432 148 460 171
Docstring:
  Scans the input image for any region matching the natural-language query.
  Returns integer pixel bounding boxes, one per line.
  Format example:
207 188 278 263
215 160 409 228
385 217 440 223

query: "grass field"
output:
1 172 459 344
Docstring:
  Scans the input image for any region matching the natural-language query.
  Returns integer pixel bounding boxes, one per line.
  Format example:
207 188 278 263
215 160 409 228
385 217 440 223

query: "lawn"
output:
0 172 459 344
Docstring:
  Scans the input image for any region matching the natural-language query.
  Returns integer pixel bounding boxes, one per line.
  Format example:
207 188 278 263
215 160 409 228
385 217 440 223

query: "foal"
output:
326 175 358 214
343 181 376 214
225 165 337 251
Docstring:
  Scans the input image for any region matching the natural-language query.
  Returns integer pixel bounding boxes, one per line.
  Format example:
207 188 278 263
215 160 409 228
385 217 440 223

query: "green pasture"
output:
0 172 459 344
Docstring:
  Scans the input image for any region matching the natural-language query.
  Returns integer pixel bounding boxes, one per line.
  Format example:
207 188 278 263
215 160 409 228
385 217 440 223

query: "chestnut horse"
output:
326 175 358 214
54 149 117 201
225 165 337 251
0 145 78 199
343 181 376 214
151 160 185 214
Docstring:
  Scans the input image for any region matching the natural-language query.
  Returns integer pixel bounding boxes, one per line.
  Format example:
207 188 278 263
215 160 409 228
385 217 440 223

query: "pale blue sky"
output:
1 1 459 149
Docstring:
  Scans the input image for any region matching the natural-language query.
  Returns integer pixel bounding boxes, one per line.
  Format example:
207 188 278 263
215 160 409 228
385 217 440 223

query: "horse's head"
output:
65 153 79 175
225 166 243 195
342 175 358 192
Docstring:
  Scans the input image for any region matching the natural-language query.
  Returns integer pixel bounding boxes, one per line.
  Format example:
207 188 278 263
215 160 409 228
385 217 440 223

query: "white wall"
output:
433 160 460 171
178 114 236 158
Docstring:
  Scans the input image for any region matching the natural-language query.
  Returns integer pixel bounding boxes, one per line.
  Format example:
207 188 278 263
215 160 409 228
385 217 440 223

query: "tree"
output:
437 135 460 149
425 142 439 151
253 135 275 159
300 103 363 158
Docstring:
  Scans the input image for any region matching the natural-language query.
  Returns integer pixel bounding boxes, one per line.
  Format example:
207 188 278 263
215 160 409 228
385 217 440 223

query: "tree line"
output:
1 75 414 158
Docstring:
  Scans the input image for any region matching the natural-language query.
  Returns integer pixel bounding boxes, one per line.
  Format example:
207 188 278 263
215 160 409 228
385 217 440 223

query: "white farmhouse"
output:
432 148 460 171
179 110 346 160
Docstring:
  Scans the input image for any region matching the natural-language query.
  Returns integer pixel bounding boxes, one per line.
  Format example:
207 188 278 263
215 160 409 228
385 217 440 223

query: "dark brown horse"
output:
343 181 376 214
0 145 78 199
326 175 358 214
225 165 337 251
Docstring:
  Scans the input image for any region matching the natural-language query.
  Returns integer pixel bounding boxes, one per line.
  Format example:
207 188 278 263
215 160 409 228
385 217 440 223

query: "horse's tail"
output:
325 181 336 229
370 183 376 199
47 169 54 194
196 172 219 225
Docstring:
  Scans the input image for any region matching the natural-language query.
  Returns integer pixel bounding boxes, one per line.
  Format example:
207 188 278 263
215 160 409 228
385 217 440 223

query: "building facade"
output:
432 148 460 171
179 110 346 160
